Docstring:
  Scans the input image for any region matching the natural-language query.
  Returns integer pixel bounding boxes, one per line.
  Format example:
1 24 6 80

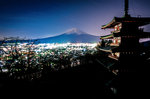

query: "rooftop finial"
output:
124 0 130 17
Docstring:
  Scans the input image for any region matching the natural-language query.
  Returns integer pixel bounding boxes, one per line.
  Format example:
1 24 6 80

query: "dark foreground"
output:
0 60 114 98
0 59 149 98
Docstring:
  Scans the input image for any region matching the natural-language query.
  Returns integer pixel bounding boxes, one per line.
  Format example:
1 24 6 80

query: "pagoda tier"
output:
102 17 150 29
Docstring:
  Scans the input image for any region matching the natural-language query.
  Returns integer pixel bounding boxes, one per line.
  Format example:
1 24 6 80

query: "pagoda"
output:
99 0 150 96
100 0 150 70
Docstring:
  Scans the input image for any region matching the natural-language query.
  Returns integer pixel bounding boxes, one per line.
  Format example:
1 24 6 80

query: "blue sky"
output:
0 0 150 39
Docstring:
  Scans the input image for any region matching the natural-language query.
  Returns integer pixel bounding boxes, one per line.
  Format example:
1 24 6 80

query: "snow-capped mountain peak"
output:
65 28 86 35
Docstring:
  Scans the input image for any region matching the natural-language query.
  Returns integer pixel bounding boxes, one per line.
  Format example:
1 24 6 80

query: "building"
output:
99 0 150 96
100 0 150 70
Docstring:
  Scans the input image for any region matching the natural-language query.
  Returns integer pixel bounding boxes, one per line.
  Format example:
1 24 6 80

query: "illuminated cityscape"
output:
0 41 97 75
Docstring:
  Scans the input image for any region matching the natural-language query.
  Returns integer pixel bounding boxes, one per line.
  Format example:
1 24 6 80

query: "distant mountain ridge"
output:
36 28 100 43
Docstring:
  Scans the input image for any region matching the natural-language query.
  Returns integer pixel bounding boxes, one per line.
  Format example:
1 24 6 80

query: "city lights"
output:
0 42 98 80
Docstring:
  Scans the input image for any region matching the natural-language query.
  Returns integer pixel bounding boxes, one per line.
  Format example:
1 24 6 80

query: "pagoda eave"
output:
102 17 150 29
99 48 112 53
99 46 118 53
100 34 114 39
101 17 119 29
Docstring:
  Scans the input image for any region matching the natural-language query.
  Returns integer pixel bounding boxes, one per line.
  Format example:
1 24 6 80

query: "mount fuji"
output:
36 28 100 43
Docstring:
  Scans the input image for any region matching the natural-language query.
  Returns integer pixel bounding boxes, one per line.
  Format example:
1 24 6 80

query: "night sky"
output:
0 0 150 39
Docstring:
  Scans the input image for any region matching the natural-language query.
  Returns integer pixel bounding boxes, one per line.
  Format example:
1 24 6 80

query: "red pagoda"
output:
99 0 150 96
100 0 150 70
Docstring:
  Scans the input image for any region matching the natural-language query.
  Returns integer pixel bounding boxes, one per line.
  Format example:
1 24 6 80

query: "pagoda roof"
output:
100 34 114 39
102 17 150 29
99 46 117 52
